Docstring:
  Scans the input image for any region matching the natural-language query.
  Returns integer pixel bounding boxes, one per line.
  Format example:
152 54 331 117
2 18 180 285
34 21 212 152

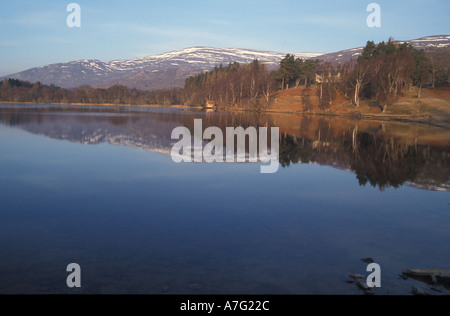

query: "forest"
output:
0 39 449 111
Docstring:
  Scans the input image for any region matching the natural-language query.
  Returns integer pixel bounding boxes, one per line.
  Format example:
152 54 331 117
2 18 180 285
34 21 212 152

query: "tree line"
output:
340 39 449 111
183 60 278 108
1 39 448 110
0 78 183 105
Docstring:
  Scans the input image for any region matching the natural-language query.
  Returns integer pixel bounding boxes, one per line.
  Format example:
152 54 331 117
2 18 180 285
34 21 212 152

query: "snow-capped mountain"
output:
317 35 450 64
3 35 449 90
4 47 322 91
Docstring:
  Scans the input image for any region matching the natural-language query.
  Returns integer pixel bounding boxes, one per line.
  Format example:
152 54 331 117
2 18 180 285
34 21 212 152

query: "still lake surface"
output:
0 103 449 295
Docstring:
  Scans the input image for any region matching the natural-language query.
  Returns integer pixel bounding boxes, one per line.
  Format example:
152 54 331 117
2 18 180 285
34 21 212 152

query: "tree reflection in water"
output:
1 105 448 191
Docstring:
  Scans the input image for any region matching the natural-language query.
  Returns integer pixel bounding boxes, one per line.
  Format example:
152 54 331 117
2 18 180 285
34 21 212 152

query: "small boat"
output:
205 100 216 108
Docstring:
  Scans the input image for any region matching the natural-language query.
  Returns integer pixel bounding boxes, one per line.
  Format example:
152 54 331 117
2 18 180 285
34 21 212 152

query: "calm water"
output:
0 103 449 295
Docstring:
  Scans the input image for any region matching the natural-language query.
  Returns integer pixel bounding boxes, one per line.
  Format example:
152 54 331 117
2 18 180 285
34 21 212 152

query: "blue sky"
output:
0 0 449 76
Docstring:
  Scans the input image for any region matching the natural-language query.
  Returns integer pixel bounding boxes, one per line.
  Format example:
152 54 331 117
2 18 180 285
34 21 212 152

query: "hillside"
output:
262 86 450 128
2 47 322 91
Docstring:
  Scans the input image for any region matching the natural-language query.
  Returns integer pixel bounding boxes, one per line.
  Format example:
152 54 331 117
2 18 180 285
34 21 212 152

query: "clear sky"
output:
0 0 449 76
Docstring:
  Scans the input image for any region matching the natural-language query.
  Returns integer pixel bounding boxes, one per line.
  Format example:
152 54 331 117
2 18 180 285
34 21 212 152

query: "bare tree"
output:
349 59 370 107
426 46 450 88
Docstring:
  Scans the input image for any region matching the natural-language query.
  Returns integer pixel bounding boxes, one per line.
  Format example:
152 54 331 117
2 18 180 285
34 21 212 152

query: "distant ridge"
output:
317 35 450 64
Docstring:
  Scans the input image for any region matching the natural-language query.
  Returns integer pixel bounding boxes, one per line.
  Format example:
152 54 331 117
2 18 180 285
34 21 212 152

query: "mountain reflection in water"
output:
1 104 449 191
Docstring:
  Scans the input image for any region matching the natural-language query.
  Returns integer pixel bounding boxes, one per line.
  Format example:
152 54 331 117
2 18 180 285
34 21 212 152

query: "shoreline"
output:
0 100 203 109
216 105 450 129
1 100 449 129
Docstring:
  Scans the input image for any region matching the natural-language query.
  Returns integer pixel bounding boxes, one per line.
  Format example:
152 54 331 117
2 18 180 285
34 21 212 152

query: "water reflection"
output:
1 104 450 295
0 104 449 191
279 120 450 191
